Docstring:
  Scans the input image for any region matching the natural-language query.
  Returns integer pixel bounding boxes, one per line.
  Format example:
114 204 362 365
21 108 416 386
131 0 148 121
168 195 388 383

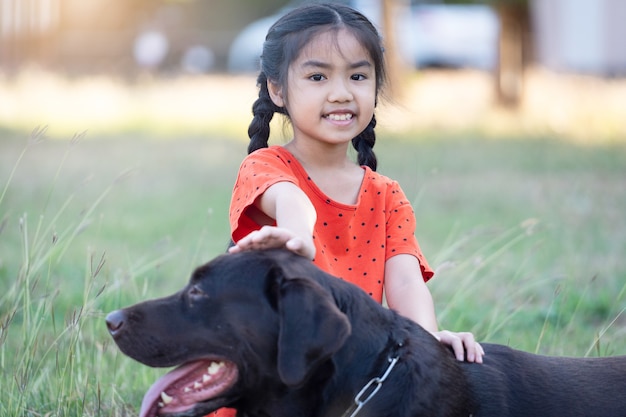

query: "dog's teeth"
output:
203 374 212 383
194 381 202 389
158 402 164 408
208 361 223 375
184 387 192 393
160 392 173 405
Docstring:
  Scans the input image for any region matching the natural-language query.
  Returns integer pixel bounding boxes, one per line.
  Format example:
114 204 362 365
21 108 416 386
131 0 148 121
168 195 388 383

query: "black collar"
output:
340 341 404 417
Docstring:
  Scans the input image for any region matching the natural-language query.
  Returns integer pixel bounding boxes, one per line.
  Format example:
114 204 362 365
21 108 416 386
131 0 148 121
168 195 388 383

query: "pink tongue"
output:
140 361 201 417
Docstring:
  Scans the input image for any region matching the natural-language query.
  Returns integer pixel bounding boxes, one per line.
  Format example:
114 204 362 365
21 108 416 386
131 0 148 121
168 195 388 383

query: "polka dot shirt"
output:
230 146 434 303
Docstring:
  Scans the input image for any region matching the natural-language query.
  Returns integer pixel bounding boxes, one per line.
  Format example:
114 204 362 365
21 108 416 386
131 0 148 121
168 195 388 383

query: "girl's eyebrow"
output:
301 59 372 70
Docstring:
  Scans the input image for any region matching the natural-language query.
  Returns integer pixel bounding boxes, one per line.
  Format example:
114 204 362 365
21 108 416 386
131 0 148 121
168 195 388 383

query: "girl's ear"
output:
267 79 285 108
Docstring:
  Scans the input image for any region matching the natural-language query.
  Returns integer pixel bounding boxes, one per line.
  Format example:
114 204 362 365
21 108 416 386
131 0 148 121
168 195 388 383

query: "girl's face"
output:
268 28 377 149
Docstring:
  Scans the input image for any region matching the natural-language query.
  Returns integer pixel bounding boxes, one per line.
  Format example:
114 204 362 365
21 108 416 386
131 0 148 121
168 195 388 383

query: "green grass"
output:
1 129 625 416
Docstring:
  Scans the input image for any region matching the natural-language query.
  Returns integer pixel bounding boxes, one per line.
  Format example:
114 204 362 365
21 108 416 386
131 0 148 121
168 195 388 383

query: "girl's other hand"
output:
228 225 316 260
431 330 485 363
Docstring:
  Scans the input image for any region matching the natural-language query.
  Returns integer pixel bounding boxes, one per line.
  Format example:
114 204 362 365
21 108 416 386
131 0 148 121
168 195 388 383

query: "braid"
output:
352 115 378 171
247 72 284 154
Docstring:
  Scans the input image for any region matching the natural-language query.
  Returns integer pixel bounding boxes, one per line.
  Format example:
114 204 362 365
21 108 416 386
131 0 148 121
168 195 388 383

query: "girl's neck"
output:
284 139 365 206
284 139 354 171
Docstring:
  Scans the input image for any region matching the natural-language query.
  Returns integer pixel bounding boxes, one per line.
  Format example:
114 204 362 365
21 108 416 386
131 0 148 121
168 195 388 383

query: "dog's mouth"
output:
140 358 239 417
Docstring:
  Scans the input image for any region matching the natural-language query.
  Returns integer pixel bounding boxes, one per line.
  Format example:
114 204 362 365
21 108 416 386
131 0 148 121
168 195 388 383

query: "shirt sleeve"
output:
229 148 298 242
384 179 435 282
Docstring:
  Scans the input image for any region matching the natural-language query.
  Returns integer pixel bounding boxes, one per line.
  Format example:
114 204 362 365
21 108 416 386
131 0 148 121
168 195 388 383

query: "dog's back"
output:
460 343 626 417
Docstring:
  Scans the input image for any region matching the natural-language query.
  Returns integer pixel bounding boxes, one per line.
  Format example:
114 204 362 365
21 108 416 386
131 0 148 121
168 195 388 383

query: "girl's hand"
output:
228 225 316 260
431 330 485 363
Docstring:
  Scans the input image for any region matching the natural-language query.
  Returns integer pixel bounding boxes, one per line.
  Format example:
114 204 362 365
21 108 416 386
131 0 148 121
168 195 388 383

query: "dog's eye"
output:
188 285 207 299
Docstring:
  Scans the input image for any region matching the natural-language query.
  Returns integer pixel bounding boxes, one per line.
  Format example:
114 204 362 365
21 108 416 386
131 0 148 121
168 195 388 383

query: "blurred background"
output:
1 0 625 139
2 0 626 76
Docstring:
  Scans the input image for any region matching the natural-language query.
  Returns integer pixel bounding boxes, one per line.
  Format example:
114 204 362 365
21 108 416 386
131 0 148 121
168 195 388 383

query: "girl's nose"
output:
328 78 354 102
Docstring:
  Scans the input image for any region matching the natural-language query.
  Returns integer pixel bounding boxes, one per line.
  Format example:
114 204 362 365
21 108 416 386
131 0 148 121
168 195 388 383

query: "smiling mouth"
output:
325 113 353 121
139 358 238 417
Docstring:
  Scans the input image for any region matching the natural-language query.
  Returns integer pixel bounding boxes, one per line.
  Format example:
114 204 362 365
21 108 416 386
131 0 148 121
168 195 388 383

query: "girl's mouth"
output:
325 113 353 121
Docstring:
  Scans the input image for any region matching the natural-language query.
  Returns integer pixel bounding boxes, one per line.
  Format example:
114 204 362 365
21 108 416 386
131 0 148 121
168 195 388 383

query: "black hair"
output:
247 2 386 171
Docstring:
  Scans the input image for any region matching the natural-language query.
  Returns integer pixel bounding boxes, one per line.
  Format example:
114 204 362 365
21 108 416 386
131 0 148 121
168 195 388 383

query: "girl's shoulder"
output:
238 146 308 182
361 167 402 191
242 145 288 161
359 168 412 208
243 145 295 164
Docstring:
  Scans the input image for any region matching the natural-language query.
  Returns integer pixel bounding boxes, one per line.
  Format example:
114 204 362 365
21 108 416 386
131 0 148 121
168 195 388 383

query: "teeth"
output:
208 361 224 375
327 113 352 121
159 362 226 405
161 392 173 405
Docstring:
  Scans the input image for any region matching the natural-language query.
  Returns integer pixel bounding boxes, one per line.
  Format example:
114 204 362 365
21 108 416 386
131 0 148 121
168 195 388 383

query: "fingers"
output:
229 226 289 251
228 226 315 260
434 330 485 363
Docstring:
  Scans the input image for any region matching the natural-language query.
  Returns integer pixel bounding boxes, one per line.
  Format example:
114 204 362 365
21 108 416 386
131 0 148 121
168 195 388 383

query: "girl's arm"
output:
229 182 317 260
384 254 484 363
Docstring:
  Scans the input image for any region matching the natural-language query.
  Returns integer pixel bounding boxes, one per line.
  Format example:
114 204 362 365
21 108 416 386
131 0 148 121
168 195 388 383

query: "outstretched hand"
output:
432 330 485 363
228 225 316 260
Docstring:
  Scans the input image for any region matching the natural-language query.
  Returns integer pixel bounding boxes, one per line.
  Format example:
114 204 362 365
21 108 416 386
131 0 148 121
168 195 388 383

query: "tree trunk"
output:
381 0 410 99
494 2 529 107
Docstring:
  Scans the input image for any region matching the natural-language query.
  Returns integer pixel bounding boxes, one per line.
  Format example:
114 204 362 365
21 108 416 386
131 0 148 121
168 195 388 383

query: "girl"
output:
229 3 483 362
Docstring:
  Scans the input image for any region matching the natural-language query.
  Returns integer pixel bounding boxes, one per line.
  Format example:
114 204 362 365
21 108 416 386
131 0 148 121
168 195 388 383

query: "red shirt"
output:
230 146 434 303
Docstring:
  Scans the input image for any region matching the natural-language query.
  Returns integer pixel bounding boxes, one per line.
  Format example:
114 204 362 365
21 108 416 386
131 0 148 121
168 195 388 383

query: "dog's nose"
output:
106 310 126 335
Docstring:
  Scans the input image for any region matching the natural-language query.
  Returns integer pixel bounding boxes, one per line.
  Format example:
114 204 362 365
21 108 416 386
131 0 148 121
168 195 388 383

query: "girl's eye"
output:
351 74 366 81
310 74 326 81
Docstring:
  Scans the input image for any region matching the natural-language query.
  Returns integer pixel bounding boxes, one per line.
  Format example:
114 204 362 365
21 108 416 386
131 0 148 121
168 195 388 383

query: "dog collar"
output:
340 354 400 417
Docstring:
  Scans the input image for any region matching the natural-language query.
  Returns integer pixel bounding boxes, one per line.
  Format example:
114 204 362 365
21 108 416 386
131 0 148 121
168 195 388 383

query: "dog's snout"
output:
106 310 126 335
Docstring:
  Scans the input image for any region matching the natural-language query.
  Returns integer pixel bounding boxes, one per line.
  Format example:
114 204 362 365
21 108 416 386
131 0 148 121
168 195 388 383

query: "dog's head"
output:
106 249 351 417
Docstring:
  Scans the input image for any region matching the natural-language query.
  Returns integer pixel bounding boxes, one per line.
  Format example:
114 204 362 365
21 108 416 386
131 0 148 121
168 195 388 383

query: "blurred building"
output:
0 0 286 75
531 0 626 77
1 0 61 70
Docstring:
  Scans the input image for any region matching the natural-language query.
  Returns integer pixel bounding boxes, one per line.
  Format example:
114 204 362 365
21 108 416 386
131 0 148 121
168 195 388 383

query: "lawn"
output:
1 73 625 416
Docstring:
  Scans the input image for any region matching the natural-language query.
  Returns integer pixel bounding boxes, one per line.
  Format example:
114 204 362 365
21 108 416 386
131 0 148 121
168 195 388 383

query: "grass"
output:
0 129 245 416
379 135 626 355
1 124 625 414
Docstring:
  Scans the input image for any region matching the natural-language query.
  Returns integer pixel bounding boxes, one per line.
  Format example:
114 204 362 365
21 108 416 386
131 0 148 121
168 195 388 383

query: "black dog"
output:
106 249 626 417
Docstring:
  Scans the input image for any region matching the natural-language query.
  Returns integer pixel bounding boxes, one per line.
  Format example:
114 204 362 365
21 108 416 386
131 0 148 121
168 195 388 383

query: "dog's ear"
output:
276 276 351 387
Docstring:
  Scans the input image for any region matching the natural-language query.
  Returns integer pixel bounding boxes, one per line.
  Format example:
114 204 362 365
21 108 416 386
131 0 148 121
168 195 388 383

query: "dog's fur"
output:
107 249 626 417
